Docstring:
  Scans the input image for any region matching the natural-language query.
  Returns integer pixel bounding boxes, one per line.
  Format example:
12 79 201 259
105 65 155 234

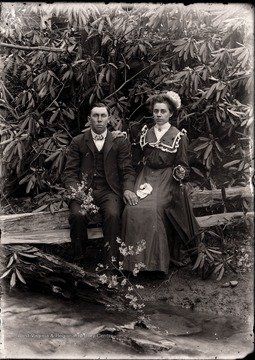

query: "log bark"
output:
0 244 126 310
0 186 252 244
0 210 102 244
0 211 253 244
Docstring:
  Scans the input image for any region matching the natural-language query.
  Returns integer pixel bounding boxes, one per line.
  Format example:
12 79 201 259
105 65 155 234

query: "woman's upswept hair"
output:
147 91 181 114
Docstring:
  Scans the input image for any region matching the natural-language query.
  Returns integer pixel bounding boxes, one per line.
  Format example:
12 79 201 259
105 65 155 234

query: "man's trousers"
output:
68 187 124 266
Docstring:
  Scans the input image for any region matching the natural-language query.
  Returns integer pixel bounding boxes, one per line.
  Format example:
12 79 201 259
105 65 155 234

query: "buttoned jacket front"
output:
62 130 136 198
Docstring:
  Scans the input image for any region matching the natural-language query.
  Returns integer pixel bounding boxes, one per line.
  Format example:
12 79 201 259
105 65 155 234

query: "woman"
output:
121 91 200 275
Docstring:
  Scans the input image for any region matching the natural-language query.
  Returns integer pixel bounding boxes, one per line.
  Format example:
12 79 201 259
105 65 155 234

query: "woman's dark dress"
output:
121 124 199 274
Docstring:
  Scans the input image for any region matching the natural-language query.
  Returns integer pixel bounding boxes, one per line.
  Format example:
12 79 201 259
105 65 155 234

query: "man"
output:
62 103 138 267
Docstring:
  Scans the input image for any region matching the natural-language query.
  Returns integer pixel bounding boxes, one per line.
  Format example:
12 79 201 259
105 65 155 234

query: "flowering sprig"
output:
65 176 99 219
96 237 146 311
117 237 146 257
236 245 252 273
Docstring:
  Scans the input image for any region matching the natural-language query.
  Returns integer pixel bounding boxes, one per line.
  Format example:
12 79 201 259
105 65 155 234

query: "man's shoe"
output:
73 257 85 268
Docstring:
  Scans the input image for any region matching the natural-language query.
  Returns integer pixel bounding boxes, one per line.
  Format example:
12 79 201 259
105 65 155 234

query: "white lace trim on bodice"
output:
140 125 187 153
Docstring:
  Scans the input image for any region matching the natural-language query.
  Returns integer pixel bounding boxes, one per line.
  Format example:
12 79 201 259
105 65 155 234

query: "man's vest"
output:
93 144 109 189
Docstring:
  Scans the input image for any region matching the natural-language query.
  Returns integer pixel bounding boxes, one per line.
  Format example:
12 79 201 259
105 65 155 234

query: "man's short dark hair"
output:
89 102 109 115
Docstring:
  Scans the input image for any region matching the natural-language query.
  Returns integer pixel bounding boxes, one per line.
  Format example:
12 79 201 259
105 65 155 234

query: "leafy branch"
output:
0 41 66 53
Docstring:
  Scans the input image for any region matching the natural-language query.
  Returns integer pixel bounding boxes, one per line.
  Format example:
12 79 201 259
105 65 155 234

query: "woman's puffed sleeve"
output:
173 131 190 181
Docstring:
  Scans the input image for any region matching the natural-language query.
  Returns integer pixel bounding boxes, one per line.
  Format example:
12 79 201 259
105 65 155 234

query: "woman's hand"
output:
174 165 185 180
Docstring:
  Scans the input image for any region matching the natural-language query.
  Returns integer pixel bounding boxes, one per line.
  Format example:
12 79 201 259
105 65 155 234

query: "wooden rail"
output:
0 186 253 245
189 185 252 208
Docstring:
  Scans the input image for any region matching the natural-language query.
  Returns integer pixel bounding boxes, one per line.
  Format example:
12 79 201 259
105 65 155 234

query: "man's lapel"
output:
84 129 113 159
84 130 95 154
103 130 114 161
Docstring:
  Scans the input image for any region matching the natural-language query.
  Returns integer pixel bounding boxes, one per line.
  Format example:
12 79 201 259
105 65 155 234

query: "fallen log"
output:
0 210 253 244
0 244 127 310
0 210 102 244
0 185 252 245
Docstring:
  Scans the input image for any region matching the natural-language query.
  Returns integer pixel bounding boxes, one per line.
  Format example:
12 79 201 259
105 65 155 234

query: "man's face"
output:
88 106 109 134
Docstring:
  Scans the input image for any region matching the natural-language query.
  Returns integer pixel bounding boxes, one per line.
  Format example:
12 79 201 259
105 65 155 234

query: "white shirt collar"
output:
91 129 107 140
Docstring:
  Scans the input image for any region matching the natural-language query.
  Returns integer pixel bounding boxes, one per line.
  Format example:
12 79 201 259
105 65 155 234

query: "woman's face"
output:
153 102 173 126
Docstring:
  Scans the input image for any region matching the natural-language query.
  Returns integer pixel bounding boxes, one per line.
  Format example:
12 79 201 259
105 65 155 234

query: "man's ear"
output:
87 116 91 124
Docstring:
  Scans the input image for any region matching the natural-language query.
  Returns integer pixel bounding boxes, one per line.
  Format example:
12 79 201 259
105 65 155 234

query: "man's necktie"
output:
94 134 104 140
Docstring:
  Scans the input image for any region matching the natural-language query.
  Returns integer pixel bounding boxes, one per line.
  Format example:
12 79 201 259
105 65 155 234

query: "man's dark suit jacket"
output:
62 129 136 198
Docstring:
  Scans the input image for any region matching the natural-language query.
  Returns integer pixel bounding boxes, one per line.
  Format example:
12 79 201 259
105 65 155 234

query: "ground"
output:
133 266 253 322
83 226 254 323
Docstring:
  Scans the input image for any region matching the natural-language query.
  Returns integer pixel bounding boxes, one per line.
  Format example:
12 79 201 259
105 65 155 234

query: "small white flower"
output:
121 279 127 286
108 276 118 288
137 303 145 309
135 284 144 289
119 248 128 256
133 268 139 276
98 274 108 284
116 237 122 244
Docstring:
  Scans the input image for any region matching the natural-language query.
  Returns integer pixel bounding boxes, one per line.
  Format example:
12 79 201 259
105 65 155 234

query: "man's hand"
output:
123 190 138 206
111 130 127 139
